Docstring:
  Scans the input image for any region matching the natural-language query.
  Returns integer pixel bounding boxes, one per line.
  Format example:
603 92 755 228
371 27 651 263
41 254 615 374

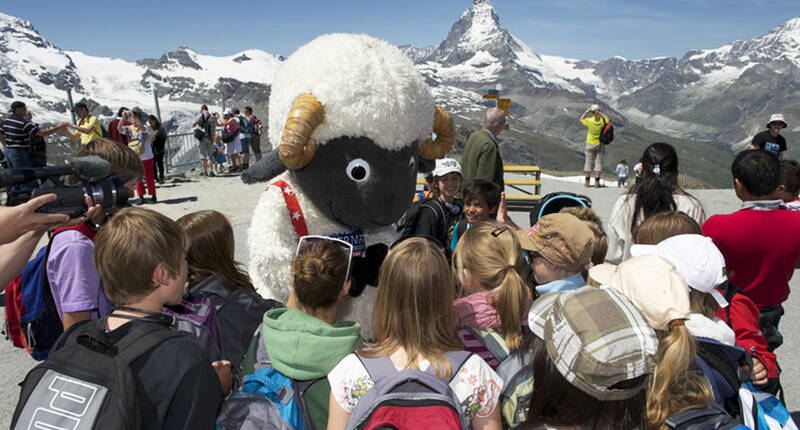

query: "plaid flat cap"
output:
528 286 658 401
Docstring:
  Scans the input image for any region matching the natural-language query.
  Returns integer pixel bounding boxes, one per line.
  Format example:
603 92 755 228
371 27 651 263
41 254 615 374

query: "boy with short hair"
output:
703 150 800 352
515 213 595 296
449 179 501 252
94 207 222 428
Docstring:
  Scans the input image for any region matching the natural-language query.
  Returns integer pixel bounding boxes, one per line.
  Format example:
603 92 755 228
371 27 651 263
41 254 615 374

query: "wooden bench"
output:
415 165 543 213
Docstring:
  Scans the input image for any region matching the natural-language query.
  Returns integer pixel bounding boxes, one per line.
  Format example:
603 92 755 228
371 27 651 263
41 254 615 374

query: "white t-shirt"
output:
616 164 629 178
328 352 503 421
121 124 154 160
605 192 706 263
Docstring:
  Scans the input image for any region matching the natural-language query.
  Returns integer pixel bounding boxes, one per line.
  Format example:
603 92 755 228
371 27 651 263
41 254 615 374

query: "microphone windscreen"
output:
70 155 111 178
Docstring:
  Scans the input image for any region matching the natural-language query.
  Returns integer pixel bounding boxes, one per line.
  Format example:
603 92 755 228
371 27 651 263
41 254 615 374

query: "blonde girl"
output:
326 238 503 430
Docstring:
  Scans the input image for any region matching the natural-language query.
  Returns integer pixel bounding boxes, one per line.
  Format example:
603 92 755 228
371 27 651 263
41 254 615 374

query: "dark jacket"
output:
411 198 463 257
461 129 504 190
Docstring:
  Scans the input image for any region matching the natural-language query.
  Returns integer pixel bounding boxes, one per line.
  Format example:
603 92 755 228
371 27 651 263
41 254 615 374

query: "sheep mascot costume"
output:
241 33 454 339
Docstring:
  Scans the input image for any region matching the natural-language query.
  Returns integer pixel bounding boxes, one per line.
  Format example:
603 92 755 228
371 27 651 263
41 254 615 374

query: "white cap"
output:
590 104 600 112
432 158 462 177
767 114 788 128
630 234 729 308
224 109 234 116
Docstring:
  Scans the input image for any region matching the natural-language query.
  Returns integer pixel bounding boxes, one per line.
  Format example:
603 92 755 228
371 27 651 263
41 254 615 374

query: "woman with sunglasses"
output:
241 235 362 430
327 237 503 430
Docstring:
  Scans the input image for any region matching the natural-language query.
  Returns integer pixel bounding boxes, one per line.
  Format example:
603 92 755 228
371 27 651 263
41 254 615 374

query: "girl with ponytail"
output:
606 142 706 263
452 221 531 369
589 254 721 430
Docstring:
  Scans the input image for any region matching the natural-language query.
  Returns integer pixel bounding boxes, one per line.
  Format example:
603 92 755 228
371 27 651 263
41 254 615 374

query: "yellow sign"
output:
482 94 498 99
497 98 510 115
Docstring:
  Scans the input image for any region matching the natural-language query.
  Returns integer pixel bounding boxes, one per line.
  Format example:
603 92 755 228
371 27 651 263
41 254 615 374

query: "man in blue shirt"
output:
1 101 65 195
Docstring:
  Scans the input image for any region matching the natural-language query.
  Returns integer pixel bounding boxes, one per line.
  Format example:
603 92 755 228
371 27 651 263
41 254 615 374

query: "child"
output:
516 213 595 296
46 139 143 329
326 238 503 430
94 207 223 428
402 158 464 253
452 222 530 368
776 159 800 210
177 210 278 370
449 179 501 252
241 236 361 430
213 134 227 174
526 286 658 429
589 255 721 429
616 159 629 188
632 210 700 243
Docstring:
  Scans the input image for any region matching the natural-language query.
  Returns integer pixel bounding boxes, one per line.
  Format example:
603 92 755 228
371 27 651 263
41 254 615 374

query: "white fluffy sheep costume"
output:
241 33 454 339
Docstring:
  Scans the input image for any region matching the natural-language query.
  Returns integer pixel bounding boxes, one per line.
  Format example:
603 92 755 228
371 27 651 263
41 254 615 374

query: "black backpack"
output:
11 317 181 430
529 192 592 226
599 118 614 145
665 403 743 430
395 198 448 248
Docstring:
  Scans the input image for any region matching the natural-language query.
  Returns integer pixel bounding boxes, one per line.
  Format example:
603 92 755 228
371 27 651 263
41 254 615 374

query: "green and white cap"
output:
528 286 658 401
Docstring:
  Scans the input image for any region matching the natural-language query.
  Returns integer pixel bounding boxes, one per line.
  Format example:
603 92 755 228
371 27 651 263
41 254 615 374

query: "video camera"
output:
1 156 133 218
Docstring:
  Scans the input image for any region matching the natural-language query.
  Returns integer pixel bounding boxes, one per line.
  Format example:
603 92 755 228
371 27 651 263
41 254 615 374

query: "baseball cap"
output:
9 101 25 112
432 158 462 177
767 113 788 129
588 254 690 331
71 102 88 112
528 286 658 401
224 109 234 116
590 104 600 112
630 234 729 307
516 213 595 272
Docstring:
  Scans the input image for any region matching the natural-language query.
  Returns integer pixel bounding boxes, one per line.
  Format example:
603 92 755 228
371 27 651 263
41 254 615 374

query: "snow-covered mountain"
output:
0 12 281 130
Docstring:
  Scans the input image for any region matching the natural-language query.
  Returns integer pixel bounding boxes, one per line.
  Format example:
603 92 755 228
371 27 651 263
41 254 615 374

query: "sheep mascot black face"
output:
241 33 454 339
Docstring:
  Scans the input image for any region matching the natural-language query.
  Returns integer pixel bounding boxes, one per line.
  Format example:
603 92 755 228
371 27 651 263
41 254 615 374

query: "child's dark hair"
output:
292 240 349 309
462 179 501 211
525 336 647 430
732 149 780 197
779 159 800 197
177 210 255 293
632 211 701 245
627 143 685 233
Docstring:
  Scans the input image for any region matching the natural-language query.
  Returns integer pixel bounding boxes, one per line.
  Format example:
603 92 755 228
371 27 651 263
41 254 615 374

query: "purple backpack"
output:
163 295 223 351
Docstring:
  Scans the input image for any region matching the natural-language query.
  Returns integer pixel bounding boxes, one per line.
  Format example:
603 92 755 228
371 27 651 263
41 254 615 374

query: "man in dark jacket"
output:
460 107 507 190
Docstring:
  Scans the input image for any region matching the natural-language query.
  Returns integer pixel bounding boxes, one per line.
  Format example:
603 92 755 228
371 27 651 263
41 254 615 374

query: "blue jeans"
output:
4 147 39 196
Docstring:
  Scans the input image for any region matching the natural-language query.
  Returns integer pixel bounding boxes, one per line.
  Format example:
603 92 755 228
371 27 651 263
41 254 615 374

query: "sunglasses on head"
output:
296 235 354 282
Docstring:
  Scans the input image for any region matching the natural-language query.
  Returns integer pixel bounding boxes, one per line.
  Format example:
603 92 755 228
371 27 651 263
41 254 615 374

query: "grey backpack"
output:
345 351 472 430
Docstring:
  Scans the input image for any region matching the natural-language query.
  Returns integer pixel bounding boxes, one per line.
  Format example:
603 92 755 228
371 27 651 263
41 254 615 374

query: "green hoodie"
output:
241 307 361 429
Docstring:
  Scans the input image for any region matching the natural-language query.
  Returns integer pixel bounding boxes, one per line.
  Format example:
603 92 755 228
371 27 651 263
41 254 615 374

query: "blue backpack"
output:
4 224 95 360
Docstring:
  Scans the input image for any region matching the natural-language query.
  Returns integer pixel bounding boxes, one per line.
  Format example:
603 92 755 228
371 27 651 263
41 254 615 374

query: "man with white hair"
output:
461 107 508 190
580 104 610 187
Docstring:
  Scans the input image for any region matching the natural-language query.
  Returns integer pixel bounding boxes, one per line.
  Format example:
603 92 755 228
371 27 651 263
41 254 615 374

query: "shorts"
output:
584 143 605 173
240 135 251 154
250 134 262 154
226 138 242 156
199 138 215 161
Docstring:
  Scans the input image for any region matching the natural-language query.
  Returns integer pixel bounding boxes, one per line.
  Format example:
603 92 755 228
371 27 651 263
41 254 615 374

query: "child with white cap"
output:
630 233 779 394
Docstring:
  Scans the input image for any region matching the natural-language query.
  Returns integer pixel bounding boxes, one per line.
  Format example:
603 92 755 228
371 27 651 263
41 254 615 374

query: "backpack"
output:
238 115 254 136
345 351 472 430
599 118 614 145
456 327 533 428
162 295 223 354
217 328 321 430
528 192 592 226
396 197 448 246
738 381 799 430
222 121 239 143
11 317 181 430
4 224 95 360
665 403 746 430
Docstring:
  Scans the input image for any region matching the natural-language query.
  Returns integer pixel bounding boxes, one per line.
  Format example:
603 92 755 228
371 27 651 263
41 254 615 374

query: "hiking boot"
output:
149 195 158 204
135 197 145 206
594 178 602 188
584 177 590 187
209 171 216 177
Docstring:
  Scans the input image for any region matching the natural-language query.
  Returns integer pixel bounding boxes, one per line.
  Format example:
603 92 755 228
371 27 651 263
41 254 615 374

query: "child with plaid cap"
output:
515 213 595 297
526 286 658 429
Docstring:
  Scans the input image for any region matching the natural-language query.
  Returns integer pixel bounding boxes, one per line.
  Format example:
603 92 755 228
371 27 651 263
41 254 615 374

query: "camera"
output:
29 174 134 218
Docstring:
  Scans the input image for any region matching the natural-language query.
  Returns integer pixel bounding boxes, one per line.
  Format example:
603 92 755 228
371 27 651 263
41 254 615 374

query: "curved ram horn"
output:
418 106 455 160
279 94 325 169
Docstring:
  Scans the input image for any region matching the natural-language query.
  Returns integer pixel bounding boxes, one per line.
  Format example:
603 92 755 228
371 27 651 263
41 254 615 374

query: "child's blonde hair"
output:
94 207 187 305
362 238 461 378
453 222 529 349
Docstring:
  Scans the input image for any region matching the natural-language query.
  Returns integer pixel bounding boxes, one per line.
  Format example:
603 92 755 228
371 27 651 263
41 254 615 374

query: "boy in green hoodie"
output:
242 238 361 429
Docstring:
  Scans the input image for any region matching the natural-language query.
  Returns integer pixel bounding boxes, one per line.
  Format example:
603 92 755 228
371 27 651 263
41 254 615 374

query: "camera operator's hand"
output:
0 194 101 244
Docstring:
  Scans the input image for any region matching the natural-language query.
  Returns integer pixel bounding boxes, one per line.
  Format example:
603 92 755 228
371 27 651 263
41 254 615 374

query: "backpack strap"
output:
271 180 309 238
93 319 182 366
358 350 473 383
463 327 510 363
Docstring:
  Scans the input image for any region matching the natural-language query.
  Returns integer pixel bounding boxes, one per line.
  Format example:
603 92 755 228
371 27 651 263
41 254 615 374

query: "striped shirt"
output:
0 115 39 148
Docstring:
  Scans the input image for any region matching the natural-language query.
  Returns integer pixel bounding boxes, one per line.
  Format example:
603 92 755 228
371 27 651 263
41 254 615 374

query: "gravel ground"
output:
2 171 798 425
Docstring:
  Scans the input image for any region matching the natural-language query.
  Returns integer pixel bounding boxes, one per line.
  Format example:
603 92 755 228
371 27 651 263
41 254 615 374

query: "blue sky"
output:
5 1 800 61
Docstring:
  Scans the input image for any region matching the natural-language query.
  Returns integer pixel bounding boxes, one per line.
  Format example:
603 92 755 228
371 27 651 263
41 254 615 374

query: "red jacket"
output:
715 288 778 378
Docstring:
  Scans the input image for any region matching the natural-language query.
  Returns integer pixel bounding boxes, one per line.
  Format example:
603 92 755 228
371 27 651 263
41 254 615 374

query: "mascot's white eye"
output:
409 156 416 172
346 158 371 182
